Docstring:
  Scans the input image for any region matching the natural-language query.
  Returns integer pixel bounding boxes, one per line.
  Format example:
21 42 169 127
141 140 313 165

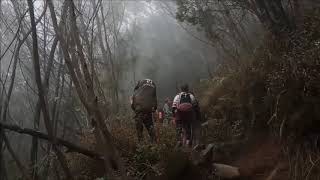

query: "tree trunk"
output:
30 30 59 180
0 2 47 177
0 122 103 159
0 38 19 180
30 101 41 180
99 2 120 110
31 35 58 179
0 128 5 180
2 132 31 180
254 0 292 34
47 0 125 177
27 0 73 178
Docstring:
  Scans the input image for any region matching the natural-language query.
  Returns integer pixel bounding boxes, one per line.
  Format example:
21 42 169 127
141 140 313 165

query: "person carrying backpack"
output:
172 84 200 147
131 79 157 143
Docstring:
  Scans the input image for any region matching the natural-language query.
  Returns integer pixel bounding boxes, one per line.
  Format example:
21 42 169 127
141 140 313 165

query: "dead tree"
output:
0 2 48 177
47 0 125 177
94 0 119 111
0 122 102 159
27 0 73 178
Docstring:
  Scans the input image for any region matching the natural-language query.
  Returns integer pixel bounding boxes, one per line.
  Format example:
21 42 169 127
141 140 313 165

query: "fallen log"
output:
213 163 240 179
0 122 102 160
190 144 243 179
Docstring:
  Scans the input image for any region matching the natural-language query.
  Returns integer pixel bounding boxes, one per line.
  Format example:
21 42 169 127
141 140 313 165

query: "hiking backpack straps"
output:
177 93 193 112
133 80 156 112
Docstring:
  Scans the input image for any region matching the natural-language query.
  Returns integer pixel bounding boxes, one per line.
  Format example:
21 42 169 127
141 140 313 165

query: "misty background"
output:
0 0 219 163
3 0 303 178
116 1 216 102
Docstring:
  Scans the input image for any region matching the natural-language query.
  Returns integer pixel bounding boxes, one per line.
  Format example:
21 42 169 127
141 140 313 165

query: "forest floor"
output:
65 11 320 180
66 123 316 180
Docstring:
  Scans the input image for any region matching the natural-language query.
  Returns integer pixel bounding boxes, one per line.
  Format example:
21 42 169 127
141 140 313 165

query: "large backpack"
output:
177 93 193 112
133 81 156 112
176 93 194 122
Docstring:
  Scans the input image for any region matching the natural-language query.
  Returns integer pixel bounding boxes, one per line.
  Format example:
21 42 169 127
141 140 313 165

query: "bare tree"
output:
0 1 48 178
47 0 125 177
2 132 31 180
95 0 120 111
27 0 73 179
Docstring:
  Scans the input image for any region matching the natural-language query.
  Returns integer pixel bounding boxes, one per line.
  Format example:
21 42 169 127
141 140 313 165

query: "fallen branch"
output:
267 89 287 125
213 163 240 179
0 122 102 160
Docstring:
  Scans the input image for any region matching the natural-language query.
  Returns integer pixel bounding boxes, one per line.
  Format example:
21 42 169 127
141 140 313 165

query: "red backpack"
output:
177 93 194 121
177 93 193 111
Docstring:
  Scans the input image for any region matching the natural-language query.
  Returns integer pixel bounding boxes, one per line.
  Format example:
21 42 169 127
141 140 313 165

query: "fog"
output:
0 0 218 160
0 0 267 178
117 1 216 103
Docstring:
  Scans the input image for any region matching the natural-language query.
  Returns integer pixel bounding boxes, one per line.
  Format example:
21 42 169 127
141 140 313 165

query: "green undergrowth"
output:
195 11 320 179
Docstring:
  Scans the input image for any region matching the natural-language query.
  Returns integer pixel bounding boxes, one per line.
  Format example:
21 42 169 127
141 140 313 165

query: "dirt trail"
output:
232 137 289 180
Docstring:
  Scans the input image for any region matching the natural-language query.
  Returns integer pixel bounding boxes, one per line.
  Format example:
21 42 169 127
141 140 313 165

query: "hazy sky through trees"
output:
118 1 215 103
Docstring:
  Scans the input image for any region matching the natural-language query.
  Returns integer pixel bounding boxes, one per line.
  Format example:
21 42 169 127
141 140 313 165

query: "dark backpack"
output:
133 82 156 112
177 93 193 112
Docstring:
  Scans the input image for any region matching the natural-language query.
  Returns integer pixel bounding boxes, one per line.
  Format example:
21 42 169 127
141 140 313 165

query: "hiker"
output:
156 106 164 124
172 84 201 147
163 98 172 126
131 79 157 143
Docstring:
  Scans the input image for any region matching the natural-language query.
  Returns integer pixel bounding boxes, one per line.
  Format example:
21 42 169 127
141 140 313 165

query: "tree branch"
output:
2 132 31 180
0 122 102 160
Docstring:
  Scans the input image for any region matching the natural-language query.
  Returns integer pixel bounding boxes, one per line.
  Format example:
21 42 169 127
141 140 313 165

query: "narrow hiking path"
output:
1 1 320 180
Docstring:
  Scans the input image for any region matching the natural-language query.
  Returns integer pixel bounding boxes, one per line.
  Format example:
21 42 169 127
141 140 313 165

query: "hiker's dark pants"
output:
175 119 192 141
134 111 156 143
176 111 195 143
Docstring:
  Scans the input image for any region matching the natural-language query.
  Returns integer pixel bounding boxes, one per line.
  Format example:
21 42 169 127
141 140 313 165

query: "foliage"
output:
195 10 320 179
125 124 176 179
66 120 177 179
176 0 253 42
176 0 297 36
